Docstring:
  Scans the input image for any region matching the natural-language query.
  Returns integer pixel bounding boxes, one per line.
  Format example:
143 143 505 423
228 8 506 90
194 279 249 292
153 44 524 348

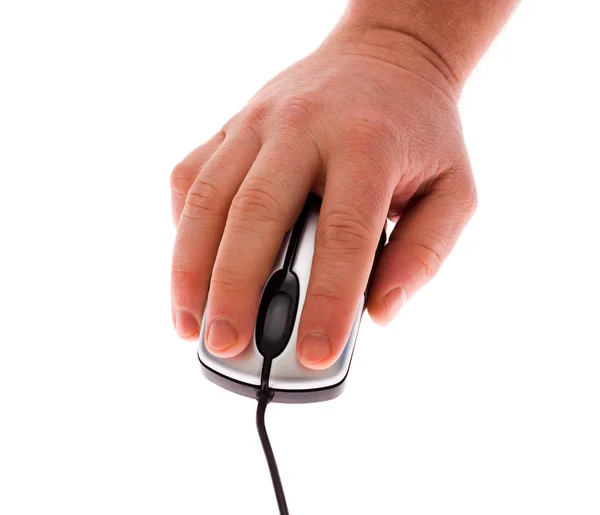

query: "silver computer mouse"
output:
197 193 386 403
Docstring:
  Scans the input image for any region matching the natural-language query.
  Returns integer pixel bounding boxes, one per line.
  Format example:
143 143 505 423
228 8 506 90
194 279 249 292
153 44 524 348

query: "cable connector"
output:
256 386 274 403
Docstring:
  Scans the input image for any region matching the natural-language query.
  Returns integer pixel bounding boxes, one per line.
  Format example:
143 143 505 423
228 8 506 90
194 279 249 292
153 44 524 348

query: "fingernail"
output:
175 310 199 339
384 287 408 319
300 332 332 364
206 318 237 352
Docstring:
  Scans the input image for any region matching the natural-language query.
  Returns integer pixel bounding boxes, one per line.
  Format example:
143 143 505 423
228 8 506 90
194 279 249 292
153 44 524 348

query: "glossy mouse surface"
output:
197 194 385 403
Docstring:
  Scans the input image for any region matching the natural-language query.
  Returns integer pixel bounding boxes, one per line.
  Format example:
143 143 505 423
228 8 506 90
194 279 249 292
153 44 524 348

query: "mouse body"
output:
197 194 385 403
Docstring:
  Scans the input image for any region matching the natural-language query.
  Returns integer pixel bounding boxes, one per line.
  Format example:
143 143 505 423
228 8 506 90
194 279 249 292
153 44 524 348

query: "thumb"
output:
367 167 478 324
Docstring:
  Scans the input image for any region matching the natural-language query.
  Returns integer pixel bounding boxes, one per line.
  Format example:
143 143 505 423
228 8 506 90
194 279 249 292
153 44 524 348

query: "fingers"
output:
367 167 478 325
204 132 319 358
297 148 394 370
171 129 261 340
170 131 225 226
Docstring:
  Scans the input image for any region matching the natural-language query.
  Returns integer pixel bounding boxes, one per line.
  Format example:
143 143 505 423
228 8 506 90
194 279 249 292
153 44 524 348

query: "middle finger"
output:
204 131 319 357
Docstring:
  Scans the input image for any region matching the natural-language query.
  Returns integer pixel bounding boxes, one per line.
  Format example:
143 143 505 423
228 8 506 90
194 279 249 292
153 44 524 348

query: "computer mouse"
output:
197 193 386 403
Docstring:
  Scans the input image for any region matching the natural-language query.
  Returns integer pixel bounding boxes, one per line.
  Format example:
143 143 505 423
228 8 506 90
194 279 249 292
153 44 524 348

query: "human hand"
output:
170 23 477 370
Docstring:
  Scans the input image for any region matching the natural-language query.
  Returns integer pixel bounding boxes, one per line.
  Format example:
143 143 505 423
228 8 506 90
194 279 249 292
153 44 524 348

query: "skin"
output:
170 0 519 369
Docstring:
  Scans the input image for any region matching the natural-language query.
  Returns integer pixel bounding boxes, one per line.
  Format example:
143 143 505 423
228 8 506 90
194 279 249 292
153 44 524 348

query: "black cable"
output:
256 391 289 515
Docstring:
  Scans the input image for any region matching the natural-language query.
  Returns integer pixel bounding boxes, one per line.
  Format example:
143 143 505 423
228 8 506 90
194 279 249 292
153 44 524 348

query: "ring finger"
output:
171 126 261 339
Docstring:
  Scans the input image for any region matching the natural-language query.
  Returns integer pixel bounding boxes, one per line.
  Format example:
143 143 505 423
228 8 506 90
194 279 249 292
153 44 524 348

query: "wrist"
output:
324 17 461 101
339 0 519 96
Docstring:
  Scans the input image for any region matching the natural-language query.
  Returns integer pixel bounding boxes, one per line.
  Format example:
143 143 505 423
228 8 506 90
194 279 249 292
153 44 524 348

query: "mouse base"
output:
197 353 347 404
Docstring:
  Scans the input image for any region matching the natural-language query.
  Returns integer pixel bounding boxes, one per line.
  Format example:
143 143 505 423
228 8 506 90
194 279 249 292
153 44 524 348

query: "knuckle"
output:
170 265 200 298
229 182 282 226
222 113 241 134
463 183 478 220
242 102 269 128
171 265 193 282
438 167 479 221
409 241 443 280
275 95 316 128
172 267 195 285
342 114 398 155
318 207 374 256
210 264 248 293
306 289 345 309
234 104 268 149
170 163 195 195
236 122 262 151
183 177 223 220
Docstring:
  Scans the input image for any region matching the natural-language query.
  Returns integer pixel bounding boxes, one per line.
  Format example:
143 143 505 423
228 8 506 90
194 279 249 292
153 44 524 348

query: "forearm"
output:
340 0 519 94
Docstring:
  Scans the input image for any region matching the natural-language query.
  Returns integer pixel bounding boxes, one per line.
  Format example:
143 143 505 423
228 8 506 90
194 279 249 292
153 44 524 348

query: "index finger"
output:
297 144 394 369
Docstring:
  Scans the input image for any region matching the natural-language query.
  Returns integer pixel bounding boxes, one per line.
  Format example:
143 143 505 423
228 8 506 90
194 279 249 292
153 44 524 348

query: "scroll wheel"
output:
262 292 292 344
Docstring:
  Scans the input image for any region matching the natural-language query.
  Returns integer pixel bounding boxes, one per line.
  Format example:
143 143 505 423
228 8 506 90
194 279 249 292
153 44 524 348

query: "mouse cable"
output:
256 389 289 515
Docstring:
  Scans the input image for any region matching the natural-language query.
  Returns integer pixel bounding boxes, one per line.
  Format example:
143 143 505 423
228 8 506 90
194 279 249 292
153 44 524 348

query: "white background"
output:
1 1 599 514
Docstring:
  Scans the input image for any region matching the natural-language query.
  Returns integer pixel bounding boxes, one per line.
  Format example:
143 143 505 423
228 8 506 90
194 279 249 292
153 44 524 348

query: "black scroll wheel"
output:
255 269 300 360
262 292 292 343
